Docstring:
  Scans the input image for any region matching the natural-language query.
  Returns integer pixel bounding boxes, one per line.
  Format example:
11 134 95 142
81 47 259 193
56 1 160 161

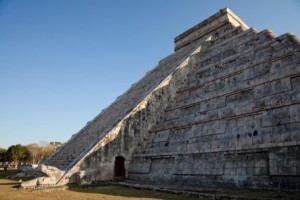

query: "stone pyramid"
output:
22 8 300 190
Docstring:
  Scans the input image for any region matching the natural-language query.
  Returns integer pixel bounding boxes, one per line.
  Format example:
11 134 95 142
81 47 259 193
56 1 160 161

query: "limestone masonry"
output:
22 8 300 190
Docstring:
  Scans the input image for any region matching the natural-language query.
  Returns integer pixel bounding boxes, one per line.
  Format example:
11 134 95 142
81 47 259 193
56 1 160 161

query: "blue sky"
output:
0 0 299 148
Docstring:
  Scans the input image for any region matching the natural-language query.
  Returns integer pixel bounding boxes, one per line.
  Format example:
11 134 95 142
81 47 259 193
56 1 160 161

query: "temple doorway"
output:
114 156 125 178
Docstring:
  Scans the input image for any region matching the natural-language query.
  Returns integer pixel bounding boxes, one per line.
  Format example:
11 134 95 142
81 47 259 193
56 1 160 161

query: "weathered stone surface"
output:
21 164 64 188
22 8 300 190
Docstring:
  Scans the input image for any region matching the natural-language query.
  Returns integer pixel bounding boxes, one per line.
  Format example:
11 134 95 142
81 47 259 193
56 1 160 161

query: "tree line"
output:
0 142 62 168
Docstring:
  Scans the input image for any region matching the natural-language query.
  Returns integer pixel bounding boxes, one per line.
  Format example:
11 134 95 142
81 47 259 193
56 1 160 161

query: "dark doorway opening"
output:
114 156 125 179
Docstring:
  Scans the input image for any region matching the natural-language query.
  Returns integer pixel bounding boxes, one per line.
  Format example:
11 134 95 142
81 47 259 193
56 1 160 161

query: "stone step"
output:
165 70 299 125
187 32 298 87
153 88 300 134
181 31 276 91
170 41 300 109
192 28 259 68
190 29 275 77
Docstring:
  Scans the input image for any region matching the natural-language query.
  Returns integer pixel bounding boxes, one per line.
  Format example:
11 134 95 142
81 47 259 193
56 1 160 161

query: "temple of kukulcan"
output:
22 8 300 191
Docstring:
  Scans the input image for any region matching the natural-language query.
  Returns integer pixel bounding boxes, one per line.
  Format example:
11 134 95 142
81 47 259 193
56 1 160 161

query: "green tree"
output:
0 148 8 162
6 144 30 166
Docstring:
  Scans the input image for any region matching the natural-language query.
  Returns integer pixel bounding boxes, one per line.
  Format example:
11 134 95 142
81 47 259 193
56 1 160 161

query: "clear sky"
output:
0 0 299 148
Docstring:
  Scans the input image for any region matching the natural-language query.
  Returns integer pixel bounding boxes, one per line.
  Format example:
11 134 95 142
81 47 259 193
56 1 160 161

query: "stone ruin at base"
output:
22 8 300 190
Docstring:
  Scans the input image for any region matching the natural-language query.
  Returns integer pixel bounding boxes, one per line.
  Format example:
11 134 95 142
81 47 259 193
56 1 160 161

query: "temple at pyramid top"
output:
174 8 250 51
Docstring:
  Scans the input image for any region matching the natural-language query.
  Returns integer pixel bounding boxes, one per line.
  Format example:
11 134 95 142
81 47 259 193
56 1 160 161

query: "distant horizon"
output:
1 0 300 148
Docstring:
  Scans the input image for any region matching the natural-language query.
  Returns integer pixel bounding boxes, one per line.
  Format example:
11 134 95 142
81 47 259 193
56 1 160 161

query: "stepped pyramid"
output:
22 8 300 190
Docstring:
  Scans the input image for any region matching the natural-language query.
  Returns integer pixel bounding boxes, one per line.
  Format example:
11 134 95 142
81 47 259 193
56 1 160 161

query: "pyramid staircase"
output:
22 8 300 190
42 43 198 171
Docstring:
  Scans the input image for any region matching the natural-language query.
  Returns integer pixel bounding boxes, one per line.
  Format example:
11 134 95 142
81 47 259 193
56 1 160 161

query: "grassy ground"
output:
0 170 299 200
0 170 200 200
222 187 300 199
